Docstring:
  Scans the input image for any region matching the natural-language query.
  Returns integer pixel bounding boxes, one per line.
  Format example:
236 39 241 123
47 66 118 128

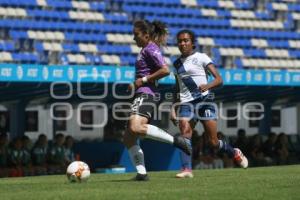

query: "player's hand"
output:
134 78 144 88
171 117 178 126
127 83 134 92
199 84 209 93
170 109 179 126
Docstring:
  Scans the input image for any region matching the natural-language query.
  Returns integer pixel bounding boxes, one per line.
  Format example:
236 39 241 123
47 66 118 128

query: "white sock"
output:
128 145 147 175
145 124 174 144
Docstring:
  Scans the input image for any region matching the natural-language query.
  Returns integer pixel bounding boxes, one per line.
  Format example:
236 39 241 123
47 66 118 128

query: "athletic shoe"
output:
132 173 149 181
234 148 248 169
174 136 192 155
176 168 194 178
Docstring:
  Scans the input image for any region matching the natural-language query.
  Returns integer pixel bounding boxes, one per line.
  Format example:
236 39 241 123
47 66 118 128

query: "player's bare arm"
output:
133 65 170 89
144 65 170 83
171 76 180 126
199 63 223 92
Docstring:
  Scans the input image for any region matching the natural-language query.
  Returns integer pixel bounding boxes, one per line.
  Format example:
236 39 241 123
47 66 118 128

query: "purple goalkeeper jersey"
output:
135 42 166 95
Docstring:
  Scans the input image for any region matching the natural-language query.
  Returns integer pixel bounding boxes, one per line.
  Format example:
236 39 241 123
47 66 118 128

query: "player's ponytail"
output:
151 20 168 46
134 20 168 46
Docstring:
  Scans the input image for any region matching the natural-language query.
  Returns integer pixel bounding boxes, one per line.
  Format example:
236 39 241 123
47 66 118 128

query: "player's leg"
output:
123 115 149 181
176 118 195 178
127 114 191 155
201 120 248 168
128 94 191 155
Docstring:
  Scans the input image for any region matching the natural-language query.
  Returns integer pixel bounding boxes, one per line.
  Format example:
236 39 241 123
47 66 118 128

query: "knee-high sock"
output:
128 145 146 175
145 124 174 144
218 140 235 158
180 139 192 170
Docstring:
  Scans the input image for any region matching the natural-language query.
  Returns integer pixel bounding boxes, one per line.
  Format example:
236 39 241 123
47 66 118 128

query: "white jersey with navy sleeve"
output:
173 52 213 103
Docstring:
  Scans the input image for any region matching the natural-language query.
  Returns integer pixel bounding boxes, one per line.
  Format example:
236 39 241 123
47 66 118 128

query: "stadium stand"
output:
0 0 300 177
0 0 299 69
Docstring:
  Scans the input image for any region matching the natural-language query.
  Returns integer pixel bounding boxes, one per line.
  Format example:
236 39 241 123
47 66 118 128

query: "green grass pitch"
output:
0 165 299 200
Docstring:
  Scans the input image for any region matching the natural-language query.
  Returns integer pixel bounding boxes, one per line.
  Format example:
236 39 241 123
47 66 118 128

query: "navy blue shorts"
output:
178 95 217 121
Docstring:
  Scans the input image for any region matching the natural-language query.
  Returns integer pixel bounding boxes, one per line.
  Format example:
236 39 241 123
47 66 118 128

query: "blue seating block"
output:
0 41 15 51
234 58 243 68
288 4 300 12
268 40 290 48
197 0 219 8
289 50 300 59
120 55 136 65
97 44 131 54
46 0 72 9
34 42 44 52
244 49 266 58
62 43 79 53
214 38 251 48
0 0 37 7
85 54 102 65
12 52 38 63
89 2 106 11
9 30 28 39
104 13 129 23
27 9 70 21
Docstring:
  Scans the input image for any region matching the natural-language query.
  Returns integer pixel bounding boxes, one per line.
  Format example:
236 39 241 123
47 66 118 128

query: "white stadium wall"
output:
23 104 105 141
0 102 298 141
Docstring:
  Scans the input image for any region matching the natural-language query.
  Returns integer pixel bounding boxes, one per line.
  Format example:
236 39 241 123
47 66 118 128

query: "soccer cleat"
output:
176 169 194 178
132 173 149 181
234 148 248 169
174 136 192 155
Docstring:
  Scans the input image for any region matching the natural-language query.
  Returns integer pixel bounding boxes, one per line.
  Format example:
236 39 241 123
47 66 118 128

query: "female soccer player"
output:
123 20 191 181
172 29 248 178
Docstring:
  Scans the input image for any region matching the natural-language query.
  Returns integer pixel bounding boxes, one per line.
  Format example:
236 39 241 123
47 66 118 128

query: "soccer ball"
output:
66 161 90 182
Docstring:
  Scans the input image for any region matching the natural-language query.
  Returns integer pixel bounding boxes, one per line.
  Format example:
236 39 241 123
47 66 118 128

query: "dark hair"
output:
38 134 47 140
176 29 196 49
55 133 64 139
134 20 168 46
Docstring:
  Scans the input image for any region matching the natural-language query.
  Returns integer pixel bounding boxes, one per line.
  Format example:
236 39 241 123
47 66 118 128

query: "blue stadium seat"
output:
197 1 219 8
216 10 231 18
120 55 136 66
97 44 131 54
268 40 290 48
104 13 129 23
63 43 79 53
46 0 72 9
234 1 253 9
288 4 300 12
288 50 300 59
234 58 243 68
9 30 28 39
1 0 37 7
255 11 272 20
27 9 69 21
0 41 15 51
244 49 267 58
89 2 106 11
12 52 38 63
59 53 69 65
0 0 300 68
34 42 44 52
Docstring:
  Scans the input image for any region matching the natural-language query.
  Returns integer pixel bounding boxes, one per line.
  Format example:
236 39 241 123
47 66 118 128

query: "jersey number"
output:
131 97 144 112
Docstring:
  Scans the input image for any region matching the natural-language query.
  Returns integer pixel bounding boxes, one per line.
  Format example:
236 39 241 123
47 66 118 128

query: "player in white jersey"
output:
171 30 248 178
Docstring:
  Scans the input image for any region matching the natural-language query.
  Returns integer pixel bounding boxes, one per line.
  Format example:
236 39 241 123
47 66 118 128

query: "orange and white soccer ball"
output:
66 161 90 182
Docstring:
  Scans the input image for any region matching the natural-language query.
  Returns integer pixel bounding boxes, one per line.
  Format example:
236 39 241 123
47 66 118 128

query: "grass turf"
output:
0 165 299 200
